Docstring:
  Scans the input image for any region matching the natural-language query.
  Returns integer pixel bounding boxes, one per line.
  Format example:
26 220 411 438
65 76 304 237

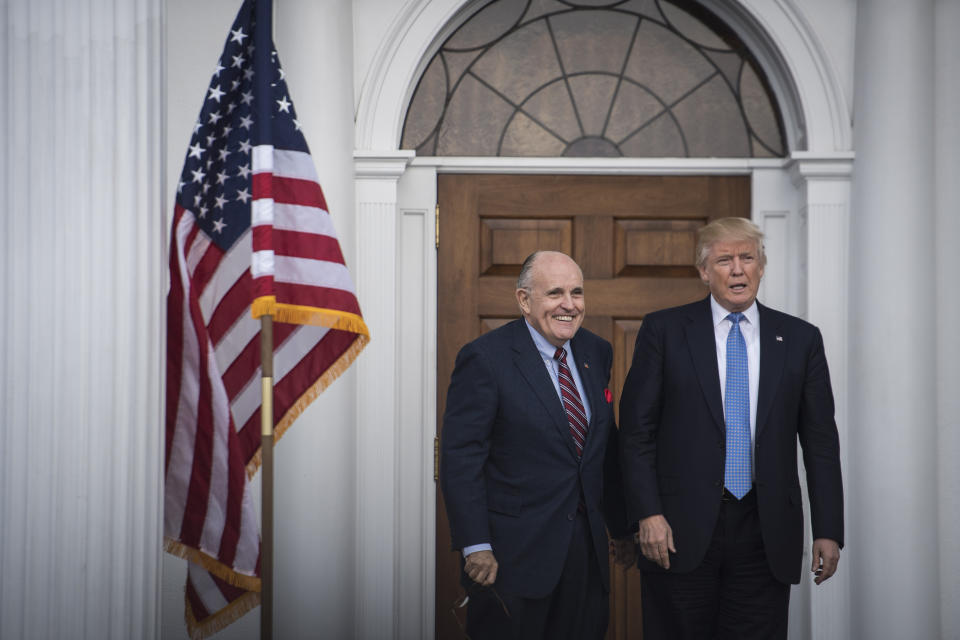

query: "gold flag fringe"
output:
165 537 261 592
251 296 370 336
185 587 261 640
245 332 369 479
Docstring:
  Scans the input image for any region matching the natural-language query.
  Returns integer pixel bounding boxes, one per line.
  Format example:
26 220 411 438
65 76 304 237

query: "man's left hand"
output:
811 538 840 585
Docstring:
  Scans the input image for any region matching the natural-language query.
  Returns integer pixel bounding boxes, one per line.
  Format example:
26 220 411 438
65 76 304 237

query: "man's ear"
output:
697 265 710 286
516 288 530 314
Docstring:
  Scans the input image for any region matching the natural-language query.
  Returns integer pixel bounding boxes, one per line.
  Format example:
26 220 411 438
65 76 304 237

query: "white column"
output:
353 151 414 640
850 2 940 638
0 1 164 638
788 153 853 640
934 1 960 637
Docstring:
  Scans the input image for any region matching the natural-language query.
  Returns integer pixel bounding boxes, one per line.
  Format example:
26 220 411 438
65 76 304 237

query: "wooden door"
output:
436 174 750 639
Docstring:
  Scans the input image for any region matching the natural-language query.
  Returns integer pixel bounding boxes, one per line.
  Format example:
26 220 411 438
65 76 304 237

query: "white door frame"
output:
352 2 853 638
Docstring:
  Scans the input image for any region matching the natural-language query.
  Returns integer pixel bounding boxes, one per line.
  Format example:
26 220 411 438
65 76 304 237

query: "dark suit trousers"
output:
641 489 790 640
465 511 608 640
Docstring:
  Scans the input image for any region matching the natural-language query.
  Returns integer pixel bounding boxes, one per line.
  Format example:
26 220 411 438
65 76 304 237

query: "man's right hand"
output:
635 514 676 569
464 549 498 586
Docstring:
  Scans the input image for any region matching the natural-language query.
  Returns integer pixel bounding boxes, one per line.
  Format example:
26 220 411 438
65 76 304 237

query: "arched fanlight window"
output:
400 0 786 157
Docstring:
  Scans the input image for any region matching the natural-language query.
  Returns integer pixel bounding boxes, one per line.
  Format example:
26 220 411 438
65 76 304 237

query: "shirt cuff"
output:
462 543 492 557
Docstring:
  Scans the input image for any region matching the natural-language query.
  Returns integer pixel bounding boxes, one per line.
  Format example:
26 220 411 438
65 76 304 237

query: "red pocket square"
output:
604 388 613 404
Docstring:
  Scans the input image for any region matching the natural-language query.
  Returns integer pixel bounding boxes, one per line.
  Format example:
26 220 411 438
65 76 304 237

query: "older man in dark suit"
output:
620 217 844 639
440 250 633 640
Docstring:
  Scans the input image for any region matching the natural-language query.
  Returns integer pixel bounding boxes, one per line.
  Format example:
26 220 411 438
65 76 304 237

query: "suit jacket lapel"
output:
755 303 785 440
510 320 578 459
684 296 725 433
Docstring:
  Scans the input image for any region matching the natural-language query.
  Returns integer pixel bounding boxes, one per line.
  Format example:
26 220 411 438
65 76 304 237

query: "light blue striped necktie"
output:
724 312 752 499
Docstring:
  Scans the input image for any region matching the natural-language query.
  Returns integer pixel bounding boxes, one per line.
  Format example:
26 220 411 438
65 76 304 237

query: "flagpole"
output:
260 315 274 640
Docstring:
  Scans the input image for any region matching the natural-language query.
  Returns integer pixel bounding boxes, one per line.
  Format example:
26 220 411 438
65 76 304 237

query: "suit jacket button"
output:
567 512 575 521
714 480 721 487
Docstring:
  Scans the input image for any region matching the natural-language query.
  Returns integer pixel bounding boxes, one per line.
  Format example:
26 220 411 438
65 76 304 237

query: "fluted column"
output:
353 150 414 640
789 153 854 640
0 1 164 638
934 1 960 637
850 2 939 638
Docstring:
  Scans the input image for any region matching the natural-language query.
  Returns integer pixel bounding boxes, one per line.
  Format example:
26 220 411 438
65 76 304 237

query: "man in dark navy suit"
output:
440 250 633 640
620 217 844 639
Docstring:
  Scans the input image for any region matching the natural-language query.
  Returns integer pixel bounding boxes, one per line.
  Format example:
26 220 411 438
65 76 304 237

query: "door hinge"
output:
434 435 440 481
434 203 439 250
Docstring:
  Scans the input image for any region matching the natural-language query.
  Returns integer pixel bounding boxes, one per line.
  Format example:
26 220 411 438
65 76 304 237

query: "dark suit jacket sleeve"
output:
618 315 665 526
598 341 631 539
798 327 845 547
439 341 499 551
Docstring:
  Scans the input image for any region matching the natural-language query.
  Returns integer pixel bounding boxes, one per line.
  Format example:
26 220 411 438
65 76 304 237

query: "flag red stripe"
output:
192 242 227 301
166 208 188 476
271 282 362 316
251 226 346 263
252 173 327 209
179 291 217 547
207 270 254 347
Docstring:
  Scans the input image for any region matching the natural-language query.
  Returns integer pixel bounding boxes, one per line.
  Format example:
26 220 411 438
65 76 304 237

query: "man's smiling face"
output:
516 252 585 348
698 238 765 313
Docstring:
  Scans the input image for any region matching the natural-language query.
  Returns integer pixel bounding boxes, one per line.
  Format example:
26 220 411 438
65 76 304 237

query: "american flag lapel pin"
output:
776 335 783 342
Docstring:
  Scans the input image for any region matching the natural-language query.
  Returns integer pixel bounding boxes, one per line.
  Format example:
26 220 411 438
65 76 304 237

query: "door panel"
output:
436 174 750 639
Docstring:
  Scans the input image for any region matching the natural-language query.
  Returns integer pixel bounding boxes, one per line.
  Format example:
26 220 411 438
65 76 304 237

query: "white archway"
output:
351 2 853 638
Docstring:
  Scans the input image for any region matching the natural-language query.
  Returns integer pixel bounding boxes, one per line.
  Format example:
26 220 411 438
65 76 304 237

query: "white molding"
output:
411 156 785 174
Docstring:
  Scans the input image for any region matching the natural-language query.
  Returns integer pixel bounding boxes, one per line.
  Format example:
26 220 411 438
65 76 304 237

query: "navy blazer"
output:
619 296 843 585
440 319 629 598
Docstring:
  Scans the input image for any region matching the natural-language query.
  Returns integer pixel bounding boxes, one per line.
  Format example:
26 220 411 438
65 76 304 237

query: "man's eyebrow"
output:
545 287 564 295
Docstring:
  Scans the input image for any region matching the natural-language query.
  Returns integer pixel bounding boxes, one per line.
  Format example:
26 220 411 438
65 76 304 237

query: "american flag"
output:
164 1 369 637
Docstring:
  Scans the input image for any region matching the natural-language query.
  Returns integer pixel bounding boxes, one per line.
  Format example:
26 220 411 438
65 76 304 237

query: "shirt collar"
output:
524 319 571 361
709 295 759 328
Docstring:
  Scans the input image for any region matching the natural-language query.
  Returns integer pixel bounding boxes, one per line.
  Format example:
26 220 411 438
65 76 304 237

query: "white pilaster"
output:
0 1 164 638
934 1 960 637
353 150 414 640
788 153 853 640
850 1 940 638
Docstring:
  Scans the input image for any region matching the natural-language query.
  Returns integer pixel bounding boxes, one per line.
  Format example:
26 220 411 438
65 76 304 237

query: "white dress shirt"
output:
710 296 760 472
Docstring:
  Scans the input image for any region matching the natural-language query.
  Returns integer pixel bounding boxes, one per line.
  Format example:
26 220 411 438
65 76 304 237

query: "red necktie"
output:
555 347 588 456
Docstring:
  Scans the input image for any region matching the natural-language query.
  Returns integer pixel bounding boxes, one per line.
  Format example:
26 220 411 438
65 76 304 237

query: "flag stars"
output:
191 167 206 183
193 194 202 206
278 67 286 81
208 84 225 102
206 134 216 147
240 91 253 106
216 170 228 185
231 79 241 91
218 148 231 161
188 142 205 159
237 163 251 178
293 118 302 131
277 96 292 113
212 218 226 233
199 204 209 218
243 68 254 81
238 140 251 154
239 115 253 130
214 194 227 210
222 125 233 137
226 102 237 114
231 54 245 69
230 27 247 44
208 110 223 125
235 188 251 204
213 61 225 77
